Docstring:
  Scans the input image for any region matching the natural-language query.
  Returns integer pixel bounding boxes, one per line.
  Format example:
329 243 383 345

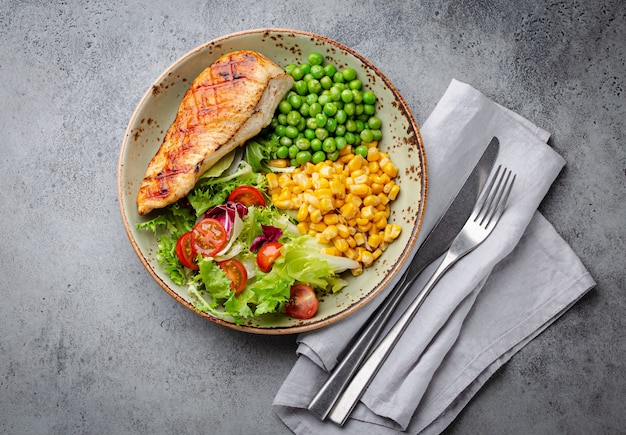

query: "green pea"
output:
318 94 331 106
364 104 376 116
307 79 322 95
294 80 308 95
344 132 356 144
324 64 337 77
275 124 287 137
296 150 312 165
303 73 314 82
320 75 333 90
351 89 363 104
315 113 328 127
333 71 345 83
349 79 362 90
368 116 382 130
285 125 299 139
327 150 339 161
291 67 304 80
276 145 289 159
322 137 336 153
308 52 324 65
295 137 311 150
344 102 355 117
335 124 346 137
362 90 376 104
323 102 338 117
287 110 301 126
360 128 374 143
309 102 322 117
305 93 318 105
288 94 303 110
329 86 341 101
299 63 311 75
335 136 347 150
284 64 297 75
279 100 292 115
306 117 318 130
280 136 293 147
355 145 368 158
335 109 347 124
315 128 329 141
355 119 365 132
299 102 310 117
310 64 325 79
345 119 357 132
355 104 364 116
326 117 337 133
311 138 322 151
340 89 354 103
312 150 326 164
372 129 382 141
288 145 299 159
342 67 357 81
304 128 316 140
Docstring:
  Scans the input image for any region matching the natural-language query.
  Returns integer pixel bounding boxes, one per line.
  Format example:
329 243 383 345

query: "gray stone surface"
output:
1 1 624 434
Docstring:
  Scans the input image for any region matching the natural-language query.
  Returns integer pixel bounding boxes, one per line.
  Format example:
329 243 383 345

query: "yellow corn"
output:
269 144 403 270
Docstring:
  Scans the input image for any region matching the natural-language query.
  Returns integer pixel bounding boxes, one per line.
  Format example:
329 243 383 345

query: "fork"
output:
325 165 516 425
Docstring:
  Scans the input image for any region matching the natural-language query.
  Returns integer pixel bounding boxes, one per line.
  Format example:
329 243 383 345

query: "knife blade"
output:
307 136 500 421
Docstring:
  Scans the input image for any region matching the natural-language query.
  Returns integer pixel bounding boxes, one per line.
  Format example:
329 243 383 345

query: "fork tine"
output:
486 170 515 228
471 165 501 221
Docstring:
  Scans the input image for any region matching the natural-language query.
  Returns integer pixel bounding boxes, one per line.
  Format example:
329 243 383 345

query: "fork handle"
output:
327 250 460 425
307 270 412 420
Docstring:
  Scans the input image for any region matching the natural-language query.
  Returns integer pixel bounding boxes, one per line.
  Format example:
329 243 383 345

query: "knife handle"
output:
307 270 413 420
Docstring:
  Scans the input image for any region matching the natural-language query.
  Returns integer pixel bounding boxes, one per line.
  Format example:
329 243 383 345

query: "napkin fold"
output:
273 79 596 434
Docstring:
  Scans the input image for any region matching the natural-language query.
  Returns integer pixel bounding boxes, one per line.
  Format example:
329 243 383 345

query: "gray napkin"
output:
273 79 596 434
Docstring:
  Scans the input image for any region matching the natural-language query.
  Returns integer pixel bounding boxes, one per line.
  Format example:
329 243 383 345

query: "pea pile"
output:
269 52 382 166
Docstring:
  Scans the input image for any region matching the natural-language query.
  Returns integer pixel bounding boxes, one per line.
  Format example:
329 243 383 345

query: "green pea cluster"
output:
269 52 382 166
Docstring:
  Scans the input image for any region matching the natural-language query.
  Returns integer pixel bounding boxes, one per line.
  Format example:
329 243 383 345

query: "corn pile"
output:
266 142 402 275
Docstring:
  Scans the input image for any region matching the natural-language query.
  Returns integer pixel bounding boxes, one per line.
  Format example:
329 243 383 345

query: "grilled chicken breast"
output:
136 50 293 215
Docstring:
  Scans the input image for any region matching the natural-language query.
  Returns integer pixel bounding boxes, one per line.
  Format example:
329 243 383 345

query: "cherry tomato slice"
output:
218 259 248 294
175 231 199 270
285 284 318 319
191 218 227 258
228 185 266 207
256 242 283 273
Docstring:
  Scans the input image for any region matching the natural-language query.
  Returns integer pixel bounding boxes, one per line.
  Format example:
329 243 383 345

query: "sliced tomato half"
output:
228 185 266 207
175 231 199 270
218 259 248 294
256 242 283 273
191 217 227 258
285 284 318 319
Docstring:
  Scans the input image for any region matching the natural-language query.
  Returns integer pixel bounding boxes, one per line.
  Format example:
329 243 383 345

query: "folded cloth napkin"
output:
273 79 596 434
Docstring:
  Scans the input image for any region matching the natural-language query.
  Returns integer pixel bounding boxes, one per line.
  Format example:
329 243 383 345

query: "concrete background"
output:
1 1 624 434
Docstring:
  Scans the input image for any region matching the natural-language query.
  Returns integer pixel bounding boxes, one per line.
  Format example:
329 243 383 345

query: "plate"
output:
118 29 427 334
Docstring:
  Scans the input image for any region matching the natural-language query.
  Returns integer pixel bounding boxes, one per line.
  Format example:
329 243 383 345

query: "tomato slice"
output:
256 242 283 273
218 259 248 294
175 231 199 270
228 185 266 207
191 218 227 258
285 284 318 319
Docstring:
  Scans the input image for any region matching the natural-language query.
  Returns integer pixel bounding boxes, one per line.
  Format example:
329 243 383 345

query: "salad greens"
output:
138 149 358 324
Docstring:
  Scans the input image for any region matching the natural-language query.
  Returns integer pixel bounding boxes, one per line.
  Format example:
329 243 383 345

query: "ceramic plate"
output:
118 29 427 334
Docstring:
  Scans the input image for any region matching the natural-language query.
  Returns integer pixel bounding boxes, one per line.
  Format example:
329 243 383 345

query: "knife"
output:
307 137 500 422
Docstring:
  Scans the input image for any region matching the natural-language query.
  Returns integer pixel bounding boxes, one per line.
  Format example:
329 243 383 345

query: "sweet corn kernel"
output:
333 238 349 253
321 225 339 240
382 161 399 178
368 234 383 249
296 222 309 235
309 208 323 224
354 232 366 246
297 203 309 221
361 251 375 267
349 184 369 196
266 172 279 189
340 203 358 219
336 223 350 238
361 205 376 221
389 184 401 200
